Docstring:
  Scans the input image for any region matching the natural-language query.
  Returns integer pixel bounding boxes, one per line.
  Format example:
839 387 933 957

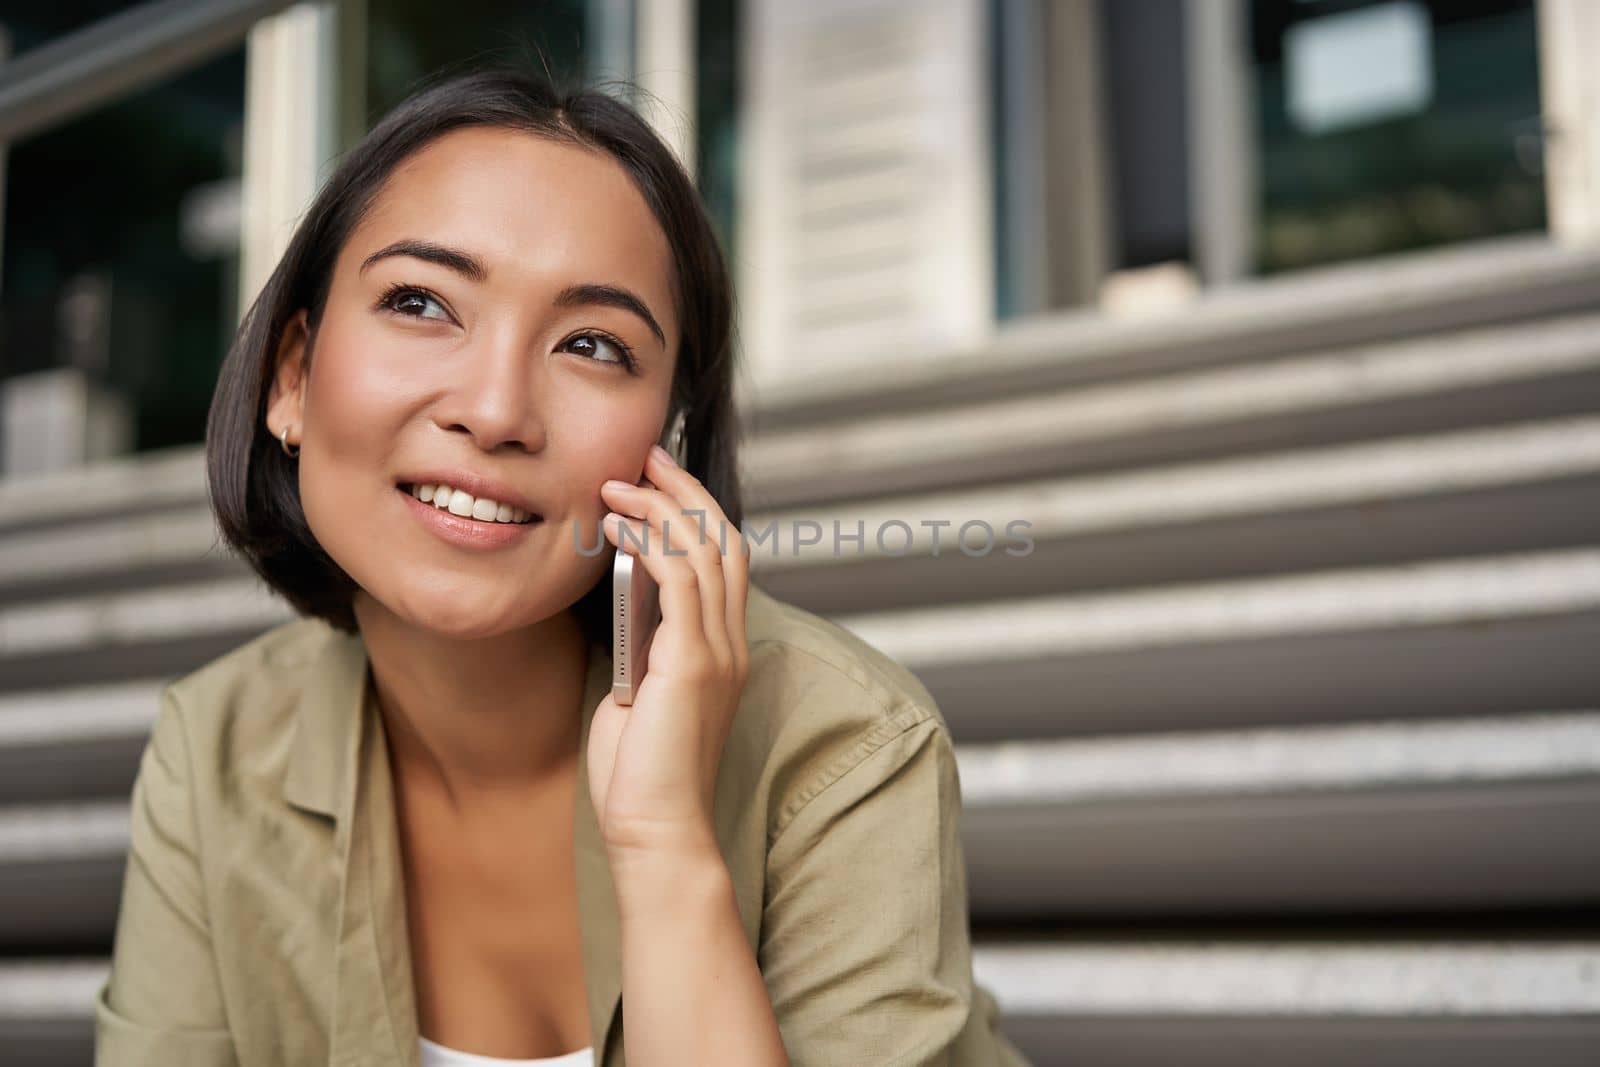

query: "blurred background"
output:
1 0 1598 1063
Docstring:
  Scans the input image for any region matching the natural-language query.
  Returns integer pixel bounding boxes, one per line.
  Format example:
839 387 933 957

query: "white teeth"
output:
407 483 534 524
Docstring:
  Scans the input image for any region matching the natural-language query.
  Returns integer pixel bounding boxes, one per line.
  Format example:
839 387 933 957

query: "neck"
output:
353 593 592 811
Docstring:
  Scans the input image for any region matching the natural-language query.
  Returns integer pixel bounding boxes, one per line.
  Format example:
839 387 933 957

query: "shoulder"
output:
744 582 938 716
161 614 335 714
152 615 344 782
733 583 955 840
743 581 944 733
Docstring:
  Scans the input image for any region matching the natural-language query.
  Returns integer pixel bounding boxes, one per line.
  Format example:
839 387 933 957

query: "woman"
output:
94 65 1030 1067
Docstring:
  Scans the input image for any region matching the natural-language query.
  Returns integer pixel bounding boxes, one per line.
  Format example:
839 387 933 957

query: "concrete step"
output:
956 710 1600 918
0 801 125 945
975 939 1600 1067
0 960 100 1067
0 444 206 534
3 710 1593 940
747 235 1600 427
749 415 1600 613
0 680 163 803
3 548 1596 732
7 940 1598 1067
829 547 1600 739
0 504 237 605
0 576 289 692
746 311 1600 510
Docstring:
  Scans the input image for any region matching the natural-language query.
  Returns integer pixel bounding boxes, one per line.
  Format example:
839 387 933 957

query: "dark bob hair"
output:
205 63 742 648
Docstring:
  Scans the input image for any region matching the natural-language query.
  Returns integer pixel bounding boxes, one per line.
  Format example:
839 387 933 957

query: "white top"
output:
418 1036 595 1067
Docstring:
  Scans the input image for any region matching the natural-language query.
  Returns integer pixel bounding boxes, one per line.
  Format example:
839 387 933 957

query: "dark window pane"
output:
1250 0 1545 274
0 38 245 455
696 0 739 268
0 2 144 58
366 0 591 120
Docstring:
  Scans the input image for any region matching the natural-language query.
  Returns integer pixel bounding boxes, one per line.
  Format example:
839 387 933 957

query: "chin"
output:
353 583 515 640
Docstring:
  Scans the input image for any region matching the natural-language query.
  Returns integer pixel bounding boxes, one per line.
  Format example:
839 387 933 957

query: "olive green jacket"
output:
94 584 1029 1066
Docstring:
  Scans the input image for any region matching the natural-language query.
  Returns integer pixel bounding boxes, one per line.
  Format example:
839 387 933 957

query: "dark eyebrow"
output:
361 239 487 283
552 283 666 349
359 239 667 349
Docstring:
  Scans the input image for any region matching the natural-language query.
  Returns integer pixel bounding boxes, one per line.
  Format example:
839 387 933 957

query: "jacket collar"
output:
281 623 621 1065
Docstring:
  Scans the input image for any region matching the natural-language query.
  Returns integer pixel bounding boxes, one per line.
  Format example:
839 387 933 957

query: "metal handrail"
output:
0 0 302 144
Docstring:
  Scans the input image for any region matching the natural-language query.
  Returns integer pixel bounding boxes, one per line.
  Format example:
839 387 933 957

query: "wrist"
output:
609 837 732 922
602 812 720 870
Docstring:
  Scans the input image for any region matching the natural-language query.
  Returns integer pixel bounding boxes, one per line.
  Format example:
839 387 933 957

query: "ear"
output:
265 309 311 434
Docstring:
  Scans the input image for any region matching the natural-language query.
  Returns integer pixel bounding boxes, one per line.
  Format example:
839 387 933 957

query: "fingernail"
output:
603 479 633 493
651 443 677 466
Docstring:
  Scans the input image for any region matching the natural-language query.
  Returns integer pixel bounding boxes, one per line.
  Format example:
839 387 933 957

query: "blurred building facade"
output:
1 1 1598 1064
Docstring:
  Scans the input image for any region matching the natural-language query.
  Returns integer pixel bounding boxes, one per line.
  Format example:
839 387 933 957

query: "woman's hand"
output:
589 443 750 864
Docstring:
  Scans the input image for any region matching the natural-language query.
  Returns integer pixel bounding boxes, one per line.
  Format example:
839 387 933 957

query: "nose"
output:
434 327 547 453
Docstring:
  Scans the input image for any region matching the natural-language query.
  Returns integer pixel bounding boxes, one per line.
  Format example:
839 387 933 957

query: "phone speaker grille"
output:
616 592 627 668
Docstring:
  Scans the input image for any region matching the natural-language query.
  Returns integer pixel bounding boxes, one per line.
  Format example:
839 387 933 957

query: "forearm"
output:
611 845 791 1067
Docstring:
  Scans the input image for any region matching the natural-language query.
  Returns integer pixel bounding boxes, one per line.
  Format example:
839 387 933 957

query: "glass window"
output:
1250 0 1546 274
365 0 593 120
696 0 740 268
990 0 1193 319
0 2 144 57
0 17 244 456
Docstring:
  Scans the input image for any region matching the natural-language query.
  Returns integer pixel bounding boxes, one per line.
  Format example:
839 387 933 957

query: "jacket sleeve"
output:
95 684 238 1066
757 707 1031 1066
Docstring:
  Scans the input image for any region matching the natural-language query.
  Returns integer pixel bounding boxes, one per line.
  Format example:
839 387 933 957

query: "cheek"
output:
296 326 407 539
301 325 425 485
307 324 404 427
564 400 666 492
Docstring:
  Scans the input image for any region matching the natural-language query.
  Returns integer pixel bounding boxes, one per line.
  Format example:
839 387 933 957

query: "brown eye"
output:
377 284 451 322
564 331 636 370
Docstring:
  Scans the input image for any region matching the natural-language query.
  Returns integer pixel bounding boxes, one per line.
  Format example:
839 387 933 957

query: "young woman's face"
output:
270 126 678 639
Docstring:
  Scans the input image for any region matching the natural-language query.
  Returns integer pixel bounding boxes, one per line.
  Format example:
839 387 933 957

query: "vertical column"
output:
634 0 697 180
238 1 344 321
1186 0 1256 286
1041 0 1114 310
1537 0 1600 244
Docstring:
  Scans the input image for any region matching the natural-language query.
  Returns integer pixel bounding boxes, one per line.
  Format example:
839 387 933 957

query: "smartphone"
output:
612 409 688 705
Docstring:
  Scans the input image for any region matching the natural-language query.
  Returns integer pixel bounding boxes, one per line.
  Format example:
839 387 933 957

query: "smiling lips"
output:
401 482 538 524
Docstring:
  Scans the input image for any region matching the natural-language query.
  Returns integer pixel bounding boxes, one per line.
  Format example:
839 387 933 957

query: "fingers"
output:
602 446 746 680
604 507 712 674
637 447 748 675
